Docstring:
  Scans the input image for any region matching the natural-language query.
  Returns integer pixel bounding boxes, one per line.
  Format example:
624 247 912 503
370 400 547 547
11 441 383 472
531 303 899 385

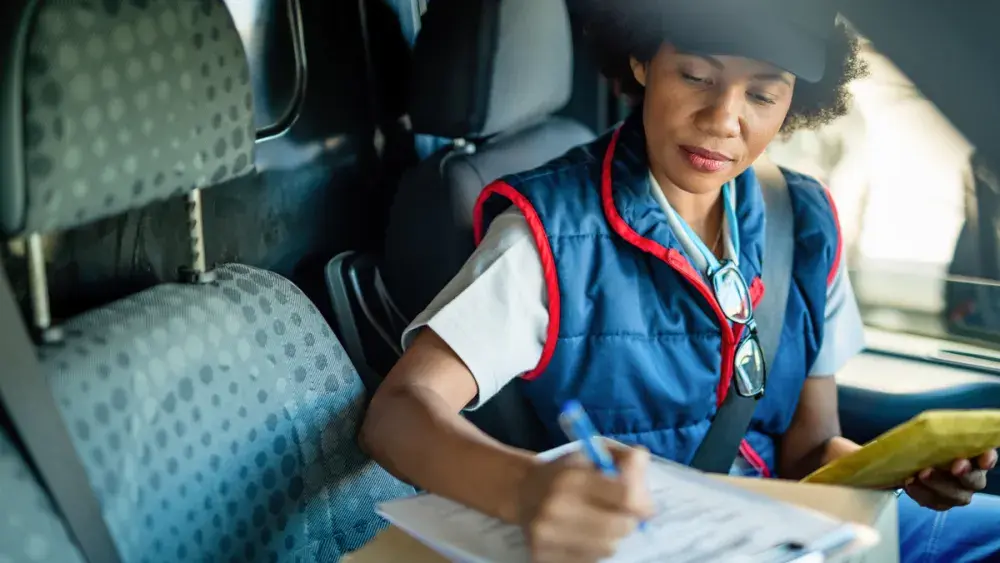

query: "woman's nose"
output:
695 89 743 139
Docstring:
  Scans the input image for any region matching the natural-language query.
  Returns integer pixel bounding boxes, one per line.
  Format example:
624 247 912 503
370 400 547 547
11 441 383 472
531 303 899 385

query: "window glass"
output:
768 38 1000 347
224 0 300 132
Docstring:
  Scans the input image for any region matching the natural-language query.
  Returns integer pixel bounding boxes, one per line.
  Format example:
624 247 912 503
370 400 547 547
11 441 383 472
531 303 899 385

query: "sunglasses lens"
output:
734 336 766 398
713 263 752 324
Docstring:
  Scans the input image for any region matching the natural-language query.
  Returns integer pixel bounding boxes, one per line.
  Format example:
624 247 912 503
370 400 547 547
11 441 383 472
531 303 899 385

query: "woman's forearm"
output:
778 377 861 480
780 435 861 480
359 330 538 524
361 384 536 523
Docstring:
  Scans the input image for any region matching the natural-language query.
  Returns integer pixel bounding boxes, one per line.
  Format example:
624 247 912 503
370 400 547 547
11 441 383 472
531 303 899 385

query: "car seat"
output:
326 0 595 452
327 0 595 390
0 2 413 561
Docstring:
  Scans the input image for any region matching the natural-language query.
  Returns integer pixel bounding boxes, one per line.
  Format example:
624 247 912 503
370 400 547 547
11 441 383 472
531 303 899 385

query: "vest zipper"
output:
601 126 773 477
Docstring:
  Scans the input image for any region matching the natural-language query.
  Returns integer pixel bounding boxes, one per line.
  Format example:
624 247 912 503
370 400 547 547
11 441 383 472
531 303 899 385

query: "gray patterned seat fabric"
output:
37 264 414 562
0 1 415 561
0 264 414 562
0 432 87 563
2 0 255 235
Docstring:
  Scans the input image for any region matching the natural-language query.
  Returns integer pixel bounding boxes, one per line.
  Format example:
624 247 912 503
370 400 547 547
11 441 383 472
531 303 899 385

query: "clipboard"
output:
802 409 1000 488
744 522 879 562
374 442 875 563
375 487 865 563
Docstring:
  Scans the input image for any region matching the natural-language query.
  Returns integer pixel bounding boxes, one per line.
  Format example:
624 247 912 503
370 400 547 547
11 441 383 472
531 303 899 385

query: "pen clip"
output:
558 401 618 476
748 542 824 563
558 401 648 532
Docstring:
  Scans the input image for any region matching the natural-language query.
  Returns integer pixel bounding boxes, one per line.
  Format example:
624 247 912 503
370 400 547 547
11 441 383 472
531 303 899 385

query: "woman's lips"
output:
680 145 733 173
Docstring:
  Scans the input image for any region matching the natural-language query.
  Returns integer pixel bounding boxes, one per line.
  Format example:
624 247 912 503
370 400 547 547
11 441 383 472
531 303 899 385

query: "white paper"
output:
377 444 857 563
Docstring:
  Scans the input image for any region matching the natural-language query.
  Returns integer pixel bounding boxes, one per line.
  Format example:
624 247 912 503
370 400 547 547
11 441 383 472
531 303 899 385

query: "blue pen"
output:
558 400 648 532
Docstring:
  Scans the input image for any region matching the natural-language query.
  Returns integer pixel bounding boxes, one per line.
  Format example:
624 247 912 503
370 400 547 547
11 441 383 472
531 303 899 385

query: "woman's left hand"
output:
905 449 998 511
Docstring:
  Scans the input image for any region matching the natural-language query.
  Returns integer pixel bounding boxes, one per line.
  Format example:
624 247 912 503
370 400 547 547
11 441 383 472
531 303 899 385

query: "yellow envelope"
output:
802 410 1000 489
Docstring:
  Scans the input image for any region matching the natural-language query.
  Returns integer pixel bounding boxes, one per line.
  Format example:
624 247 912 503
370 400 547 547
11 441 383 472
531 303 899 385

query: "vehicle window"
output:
224 0 303 134
768 36 1000 348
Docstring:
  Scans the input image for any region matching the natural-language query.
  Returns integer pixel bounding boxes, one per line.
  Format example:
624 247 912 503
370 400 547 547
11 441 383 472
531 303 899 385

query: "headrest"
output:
407 0 573 140
0 0 255 237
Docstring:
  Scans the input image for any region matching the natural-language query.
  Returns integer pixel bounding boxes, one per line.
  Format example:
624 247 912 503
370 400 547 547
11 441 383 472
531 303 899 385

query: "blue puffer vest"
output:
473 110 842 477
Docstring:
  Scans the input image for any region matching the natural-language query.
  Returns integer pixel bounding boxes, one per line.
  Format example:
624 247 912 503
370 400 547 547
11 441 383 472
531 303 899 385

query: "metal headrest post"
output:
437 138 477 177
178 188 216 284
451 138 476 154
24 233 62 343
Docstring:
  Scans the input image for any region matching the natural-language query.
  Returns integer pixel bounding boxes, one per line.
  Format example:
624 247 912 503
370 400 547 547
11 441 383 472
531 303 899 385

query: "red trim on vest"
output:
822 186 844 287
739 440 770 475
599 126 772 478
473 181 561 381
724 278 766 406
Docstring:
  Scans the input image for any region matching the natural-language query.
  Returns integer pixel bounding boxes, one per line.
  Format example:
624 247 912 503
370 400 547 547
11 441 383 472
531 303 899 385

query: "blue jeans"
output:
899 493 1000 562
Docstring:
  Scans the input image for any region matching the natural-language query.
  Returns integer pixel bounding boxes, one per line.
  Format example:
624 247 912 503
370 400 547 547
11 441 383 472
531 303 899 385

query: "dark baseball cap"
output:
655 0 840 83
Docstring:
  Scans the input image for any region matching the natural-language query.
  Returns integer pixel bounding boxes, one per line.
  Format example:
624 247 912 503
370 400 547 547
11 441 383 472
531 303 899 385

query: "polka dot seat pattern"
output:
33 264 416 563
11 0 255 235
0 432 87 563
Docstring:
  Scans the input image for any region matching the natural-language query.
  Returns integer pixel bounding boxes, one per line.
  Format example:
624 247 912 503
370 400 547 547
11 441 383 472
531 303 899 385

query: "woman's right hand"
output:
516 445 655 563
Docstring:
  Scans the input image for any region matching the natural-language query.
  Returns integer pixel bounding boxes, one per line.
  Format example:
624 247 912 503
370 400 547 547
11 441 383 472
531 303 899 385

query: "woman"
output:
361 1 1000 561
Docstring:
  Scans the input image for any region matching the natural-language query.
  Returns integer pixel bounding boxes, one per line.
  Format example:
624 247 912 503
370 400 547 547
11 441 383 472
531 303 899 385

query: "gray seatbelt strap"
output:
689 157 794 474
0 259 122 563
753 158 795 383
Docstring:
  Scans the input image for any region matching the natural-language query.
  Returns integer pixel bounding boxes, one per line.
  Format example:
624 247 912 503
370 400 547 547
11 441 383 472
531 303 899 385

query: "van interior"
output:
1 0 999 561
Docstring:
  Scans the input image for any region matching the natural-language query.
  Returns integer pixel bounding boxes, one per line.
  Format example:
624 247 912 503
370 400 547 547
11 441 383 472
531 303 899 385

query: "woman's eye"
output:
681 72 709 84
748 92 777 105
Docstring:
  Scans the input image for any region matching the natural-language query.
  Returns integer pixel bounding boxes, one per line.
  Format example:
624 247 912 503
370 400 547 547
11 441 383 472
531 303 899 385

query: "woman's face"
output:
632 44 795 195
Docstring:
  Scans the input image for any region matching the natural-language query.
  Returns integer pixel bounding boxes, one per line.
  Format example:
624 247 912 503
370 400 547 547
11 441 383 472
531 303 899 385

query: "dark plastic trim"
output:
0 0 38 237
865 346 1000 378
839 381 1000 441
256 0 308 141
324 251 382 395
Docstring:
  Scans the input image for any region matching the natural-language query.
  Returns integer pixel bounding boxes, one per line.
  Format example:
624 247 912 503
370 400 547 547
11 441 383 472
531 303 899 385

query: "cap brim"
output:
661 9 827 83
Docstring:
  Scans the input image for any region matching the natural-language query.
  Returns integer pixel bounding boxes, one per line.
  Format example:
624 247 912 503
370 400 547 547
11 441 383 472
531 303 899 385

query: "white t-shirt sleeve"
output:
808 255 866 377
401 208 549 409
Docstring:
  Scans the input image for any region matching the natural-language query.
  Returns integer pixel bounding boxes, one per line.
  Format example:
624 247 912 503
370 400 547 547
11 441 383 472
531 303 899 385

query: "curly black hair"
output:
580 3 869 134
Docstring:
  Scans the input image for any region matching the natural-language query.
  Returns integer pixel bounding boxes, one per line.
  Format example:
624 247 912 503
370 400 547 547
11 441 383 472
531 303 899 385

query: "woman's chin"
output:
666 167 737 195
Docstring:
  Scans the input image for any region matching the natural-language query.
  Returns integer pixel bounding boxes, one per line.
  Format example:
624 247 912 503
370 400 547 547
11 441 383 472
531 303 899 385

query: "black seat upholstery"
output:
383 0 595 320
326 0 594 450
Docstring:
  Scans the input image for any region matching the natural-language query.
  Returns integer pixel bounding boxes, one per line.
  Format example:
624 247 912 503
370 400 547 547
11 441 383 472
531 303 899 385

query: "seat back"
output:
375 0 594 450
0 2 413 561
382 0 595 321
